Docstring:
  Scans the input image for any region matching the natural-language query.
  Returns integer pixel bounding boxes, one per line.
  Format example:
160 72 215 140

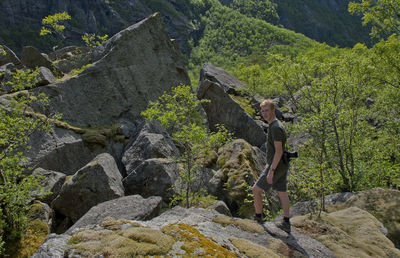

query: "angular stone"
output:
51 153 124 222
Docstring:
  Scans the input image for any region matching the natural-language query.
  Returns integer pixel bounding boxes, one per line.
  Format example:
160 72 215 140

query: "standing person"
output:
252 99 291 233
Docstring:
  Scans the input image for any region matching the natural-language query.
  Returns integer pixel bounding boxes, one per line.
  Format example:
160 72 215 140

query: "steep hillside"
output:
275 0 374 47
0 0 372 56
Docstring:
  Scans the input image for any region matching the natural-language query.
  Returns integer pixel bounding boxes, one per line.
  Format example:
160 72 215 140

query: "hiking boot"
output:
253 214 263 224
276 220 291 233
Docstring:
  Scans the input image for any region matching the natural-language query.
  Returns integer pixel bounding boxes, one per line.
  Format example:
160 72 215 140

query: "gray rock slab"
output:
197 79 266 147
122 121 179 174
33 168 66 204
31 233 71 258
122 158 178 201
66 195 162 234
52 153 124 222
31 13 190 127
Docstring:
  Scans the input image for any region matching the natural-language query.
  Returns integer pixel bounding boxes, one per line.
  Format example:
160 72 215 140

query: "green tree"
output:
82 33 109 48
349 0 400 37
230 0 279 25
142 84 232 208
0 68 54 255
271 44 399 216
40 12 71 50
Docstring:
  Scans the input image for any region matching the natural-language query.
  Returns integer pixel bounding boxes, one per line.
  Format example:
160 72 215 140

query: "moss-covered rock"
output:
67 223 175 257
229 238 281 258
161 222 236 257
212 215 264 234
327 187 400 248
292 207 400 258
6 219 49 257
216 139 267 217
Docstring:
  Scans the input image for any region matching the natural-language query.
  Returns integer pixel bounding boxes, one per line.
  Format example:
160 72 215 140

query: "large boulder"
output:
122 158 179 201
122 121 179 175
212 139 279 218
197 79 266 147
292 207 400 257
328 188 400 248
66 195 162 234
25 126 104 175
31 13 190 127
21 46 62 76
51 153 124 222
200 63 246 94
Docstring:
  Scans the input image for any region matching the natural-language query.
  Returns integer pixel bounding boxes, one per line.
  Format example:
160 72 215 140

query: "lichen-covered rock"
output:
32 233 71 258
52 153 124 222
328 187 400 248
292 207 400 258
67 195 162 234
66 222 175 257
213 139 280 217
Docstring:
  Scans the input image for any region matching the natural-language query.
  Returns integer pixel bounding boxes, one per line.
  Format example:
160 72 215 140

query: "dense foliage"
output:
188 3 316 74
349 0 400 38
0 68 53 255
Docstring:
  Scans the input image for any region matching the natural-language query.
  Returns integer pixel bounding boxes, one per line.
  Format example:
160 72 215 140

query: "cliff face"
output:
0 0 194 55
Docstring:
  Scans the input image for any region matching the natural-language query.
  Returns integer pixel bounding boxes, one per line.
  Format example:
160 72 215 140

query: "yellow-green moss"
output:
67 226 175 257
161 222 236 257
229 238 281 258
6 219 49 258
292 207 400 258
100 217 146 231
82 131 107 146
327 188 400 247
230 95 256 117
217 139 260 202
212 216 264 234
27 201 45 219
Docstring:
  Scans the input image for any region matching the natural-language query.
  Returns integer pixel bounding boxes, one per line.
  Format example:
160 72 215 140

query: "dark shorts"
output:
256 167 288 192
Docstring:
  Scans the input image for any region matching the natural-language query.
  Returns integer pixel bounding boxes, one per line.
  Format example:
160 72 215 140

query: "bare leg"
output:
252 184 263 214
277 191 290 218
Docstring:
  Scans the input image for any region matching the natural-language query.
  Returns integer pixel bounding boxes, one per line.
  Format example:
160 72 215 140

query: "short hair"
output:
260 99 276 110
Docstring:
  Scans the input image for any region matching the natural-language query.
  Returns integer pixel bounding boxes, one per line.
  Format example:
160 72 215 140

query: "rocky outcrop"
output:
25 127 105 175
197 79 267 147
33 168 66 204
328 188 400 248
292 207 400 257
21 46 61 76
200 63 246 94
122 158 178 202
122 121 180 175
31 12 190 128
67 195 162 234
51 153 124 222
212 139 276 217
